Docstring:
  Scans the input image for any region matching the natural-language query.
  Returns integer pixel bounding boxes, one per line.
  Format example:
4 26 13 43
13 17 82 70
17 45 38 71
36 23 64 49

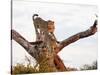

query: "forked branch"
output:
11 29 40 60
58 20 97 52
11 29 30 50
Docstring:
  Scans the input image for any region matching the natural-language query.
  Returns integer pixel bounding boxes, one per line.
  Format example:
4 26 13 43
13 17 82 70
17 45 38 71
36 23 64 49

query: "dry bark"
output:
57 20 97 52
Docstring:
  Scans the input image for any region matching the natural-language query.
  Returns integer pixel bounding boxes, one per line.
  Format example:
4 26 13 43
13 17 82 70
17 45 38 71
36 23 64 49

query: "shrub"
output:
12 63 39 74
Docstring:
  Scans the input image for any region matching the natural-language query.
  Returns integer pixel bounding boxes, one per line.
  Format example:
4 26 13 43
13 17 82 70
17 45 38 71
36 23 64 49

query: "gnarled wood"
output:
11 29 58 72
57 20 97 53
11 29 40 60
11 29 30 50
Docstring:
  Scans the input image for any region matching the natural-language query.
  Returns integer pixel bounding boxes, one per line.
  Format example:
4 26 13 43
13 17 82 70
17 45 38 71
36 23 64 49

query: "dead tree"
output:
11 14 97 72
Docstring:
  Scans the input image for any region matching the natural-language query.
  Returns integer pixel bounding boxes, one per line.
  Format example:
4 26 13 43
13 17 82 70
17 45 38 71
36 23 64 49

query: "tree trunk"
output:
12 29 58 72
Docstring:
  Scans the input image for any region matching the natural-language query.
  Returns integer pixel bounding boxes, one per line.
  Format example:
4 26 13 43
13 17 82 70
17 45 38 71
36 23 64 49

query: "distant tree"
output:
80 61 97 70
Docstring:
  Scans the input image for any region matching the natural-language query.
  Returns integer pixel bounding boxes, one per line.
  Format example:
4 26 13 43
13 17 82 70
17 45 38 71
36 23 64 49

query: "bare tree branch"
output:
29 41 43 45
11 29 31 50
57 20 97 52
11 29 39 60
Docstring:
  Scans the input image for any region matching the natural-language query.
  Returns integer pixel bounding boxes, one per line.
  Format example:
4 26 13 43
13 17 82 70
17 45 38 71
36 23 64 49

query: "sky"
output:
12 0 98 69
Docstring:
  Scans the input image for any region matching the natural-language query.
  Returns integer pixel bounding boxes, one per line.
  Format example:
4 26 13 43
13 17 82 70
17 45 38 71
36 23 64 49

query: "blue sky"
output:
12 1 98 69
